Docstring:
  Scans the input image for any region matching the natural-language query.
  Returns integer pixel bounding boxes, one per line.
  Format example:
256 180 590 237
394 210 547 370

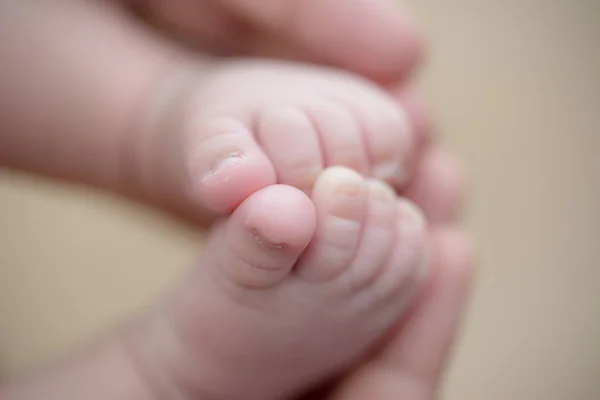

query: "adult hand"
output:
125 0 424 84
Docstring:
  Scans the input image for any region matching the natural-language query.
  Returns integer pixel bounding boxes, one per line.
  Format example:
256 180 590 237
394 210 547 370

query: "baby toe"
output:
295 167 368 282
205 184 316 289
371 198 428 308
339 179 398 299
188 117 277 214
304 103 370 174
257 106 324 193
336 91 416 188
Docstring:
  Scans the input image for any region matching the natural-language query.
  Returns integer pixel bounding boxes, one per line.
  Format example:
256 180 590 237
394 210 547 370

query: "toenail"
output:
312 167 368 220
331 180 364 199
317 167 364 198
200 152 246 184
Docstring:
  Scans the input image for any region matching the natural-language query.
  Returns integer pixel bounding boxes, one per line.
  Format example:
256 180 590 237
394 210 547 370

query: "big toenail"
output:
331 180 363 199
317 167 363 197
328 182 366 220
200 152 246 184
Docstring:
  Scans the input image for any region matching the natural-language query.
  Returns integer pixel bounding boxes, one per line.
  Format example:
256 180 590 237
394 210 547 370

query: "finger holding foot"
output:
392 87 436 153
404 147 467 225
127 0 425 83
233 0 425 82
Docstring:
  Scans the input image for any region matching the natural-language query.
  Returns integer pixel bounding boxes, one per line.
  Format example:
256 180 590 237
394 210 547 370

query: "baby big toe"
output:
205 184 316 289
188 117 277 214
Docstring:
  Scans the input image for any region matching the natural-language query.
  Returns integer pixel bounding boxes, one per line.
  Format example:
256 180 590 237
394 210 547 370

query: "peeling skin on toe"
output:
200 152 246 185
250 227 288 250
246 225 290 250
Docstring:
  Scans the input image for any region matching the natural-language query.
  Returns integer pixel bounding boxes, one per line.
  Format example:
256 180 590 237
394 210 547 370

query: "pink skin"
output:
0 1 473 399
405 147 466 225
127 0 424 83
0 175 470 400
0 0 425 228
313 227 473 400
141 59 415 218
129 167 429 400
0 224 470 400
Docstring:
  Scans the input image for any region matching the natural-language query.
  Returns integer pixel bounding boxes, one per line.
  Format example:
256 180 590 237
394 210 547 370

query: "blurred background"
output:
1 1 599 399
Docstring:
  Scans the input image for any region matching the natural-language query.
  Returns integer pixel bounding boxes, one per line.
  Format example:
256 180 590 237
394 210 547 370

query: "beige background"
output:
1 1 599 398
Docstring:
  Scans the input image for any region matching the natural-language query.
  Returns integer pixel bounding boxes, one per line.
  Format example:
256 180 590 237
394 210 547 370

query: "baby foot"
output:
129 59 415 222
132 167 428 400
